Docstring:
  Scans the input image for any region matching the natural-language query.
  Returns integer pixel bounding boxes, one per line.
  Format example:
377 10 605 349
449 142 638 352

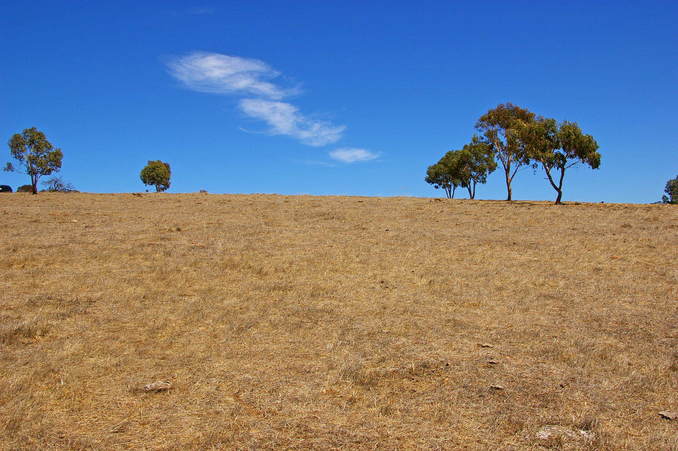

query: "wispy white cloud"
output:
167 52 291 99
239 99 345 147
167 51 357 150
329 148 379 163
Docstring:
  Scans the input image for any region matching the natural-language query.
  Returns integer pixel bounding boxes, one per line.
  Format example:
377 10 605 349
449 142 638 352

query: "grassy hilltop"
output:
1 193 676 449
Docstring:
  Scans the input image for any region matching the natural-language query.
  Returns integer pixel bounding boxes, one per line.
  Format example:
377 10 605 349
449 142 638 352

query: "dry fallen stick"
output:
109 419 129 433
659 411 677 420
143 381 172 392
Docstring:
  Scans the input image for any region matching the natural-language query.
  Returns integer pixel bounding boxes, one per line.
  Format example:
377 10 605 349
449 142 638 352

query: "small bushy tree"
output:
455 137 497 199
425 161 459 198
140 160 171 192
4 127 63 194
426 137 496 200
663 175 678 204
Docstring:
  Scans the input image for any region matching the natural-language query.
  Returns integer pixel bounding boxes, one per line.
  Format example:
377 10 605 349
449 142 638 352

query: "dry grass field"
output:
0 193 676 450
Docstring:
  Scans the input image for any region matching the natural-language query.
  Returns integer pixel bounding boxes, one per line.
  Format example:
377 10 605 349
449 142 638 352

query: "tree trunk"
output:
504 166 512 201
542 162 566 205
31 176 38 195
555 168 566 204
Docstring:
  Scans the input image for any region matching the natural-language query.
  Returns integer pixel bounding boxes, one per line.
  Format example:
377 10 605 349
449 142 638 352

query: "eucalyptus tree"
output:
425 160 459 198
521 118 600 204
475 103 535 201
4 127 63 195
426 138 496 200
140 160 171 192
663 175 678 204
455 136 497 199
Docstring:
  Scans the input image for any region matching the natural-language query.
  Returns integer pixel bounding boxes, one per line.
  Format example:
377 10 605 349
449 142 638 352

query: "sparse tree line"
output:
1 123 675 203
2 127 172 194
427 103 606 204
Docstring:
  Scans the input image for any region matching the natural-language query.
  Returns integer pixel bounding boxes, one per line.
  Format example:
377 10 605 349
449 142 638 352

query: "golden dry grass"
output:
0 193 676 450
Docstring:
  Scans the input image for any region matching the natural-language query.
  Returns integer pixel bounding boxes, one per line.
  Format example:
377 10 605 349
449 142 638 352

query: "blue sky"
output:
1 1 676 202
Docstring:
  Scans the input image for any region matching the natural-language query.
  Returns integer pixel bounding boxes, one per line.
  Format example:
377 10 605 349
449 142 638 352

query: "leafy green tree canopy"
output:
4 127 63 195
455 136 497 199
521 118 600 204
140 160 171 192
425 137 496 200
663 175 678 204
475 103 536 201
425 160 460 198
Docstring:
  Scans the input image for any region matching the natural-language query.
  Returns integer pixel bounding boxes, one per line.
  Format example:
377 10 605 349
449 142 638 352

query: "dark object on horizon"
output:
0 185 12 193
17 184 33 193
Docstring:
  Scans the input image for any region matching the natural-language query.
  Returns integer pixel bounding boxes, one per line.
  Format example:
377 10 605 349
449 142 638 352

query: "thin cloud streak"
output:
329 148 379 163
167 51 351 148
167 52 291 99
239 99 345 147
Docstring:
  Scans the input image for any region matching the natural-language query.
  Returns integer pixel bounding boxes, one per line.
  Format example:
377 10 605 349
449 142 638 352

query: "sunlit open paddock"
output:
1 193 676 449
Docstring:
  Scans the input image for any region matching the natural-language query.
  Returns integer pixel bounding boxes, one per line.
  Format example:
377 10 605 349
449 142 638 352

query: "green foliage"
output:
521 118 600 204
425 137 496 199
663 175 678 204
475 103 536 200
17 184 34 193
140 160 171 192
5 127 63 194
42 176 77 192
425 161 459 198
455 137 497 199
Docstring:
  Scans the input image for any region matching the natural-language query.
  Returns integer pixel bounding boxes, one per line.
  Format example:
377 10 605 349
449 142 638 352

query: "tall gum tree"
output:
4 127 63 195
475 103 535 201
522 118 600 204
